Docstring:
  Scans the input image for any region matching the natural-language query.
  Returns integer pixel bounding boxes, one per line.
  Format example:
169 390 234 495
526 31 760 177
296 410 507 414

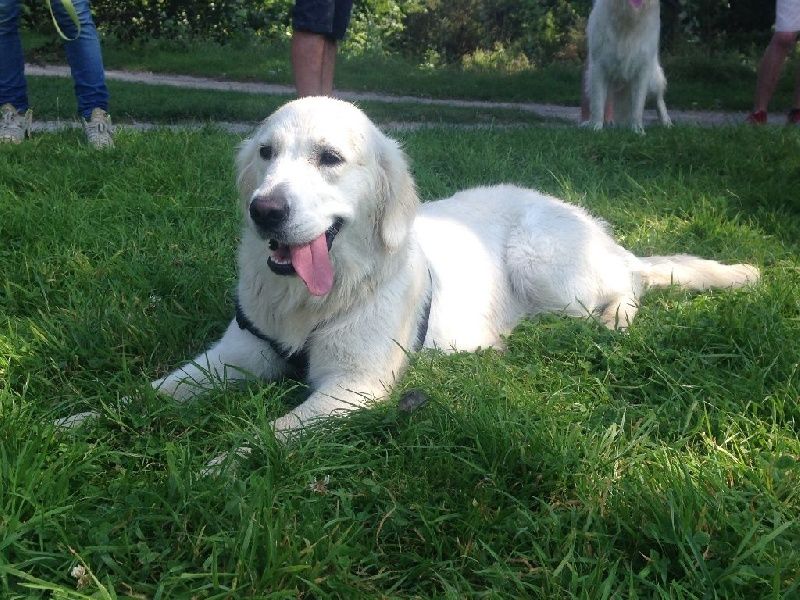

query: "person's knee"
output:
51 0 94 30
771 31 798 54
0 0 21 30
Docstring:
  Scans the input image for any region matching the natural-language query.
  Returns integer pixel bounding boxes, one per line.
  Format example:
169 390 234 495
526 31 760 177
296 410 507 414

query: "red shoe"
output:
746 110 767 125
787 108 800 125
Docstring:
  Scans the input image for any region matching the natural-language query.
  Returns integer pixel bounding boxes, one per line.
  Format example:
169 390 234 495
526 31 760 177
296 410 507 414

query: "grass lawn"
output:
1 121 799 598
21 33 800 112
23 76 547 127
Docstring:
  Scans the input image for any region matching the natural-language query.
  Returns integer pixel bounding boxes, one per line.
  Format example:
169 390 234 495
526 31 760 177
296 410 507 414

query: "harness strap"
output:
235 299 309 375
234 268 433 375
413 269 434 351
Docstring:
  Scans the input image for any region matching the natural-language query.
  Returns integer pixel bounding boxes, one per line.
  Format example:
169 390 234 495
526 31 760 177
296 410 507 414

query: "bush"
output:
23 0 775 65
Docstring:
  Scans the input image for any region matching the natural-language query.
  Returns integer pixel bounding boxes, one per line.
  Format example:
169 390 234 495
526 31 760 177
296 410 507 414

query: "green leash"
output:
46 0 81 41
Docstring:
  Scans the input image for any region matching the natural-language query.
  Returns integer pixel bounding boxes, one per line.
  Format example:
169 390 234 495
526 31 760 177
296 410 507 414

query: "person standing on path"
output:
0 0 114 147
290 0 353 97
747 0 800 125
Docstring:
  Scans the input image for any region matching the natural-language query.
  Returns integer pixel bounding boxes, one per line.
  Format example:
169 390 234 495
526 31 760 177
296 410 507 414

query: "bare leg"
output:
320 37 338 95
291 30 338 97
793 60 800 109
752 31 798 113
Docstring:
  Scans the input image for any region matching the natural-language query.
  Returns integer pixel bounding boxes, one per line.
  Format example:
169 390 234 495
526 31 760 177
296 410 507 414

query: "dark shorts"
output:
292 0 354 41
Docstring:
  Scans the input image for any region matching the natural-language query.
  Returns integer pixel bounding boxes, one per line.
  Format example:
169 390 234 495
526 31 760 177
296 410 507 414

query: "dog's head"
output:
236 97 419 297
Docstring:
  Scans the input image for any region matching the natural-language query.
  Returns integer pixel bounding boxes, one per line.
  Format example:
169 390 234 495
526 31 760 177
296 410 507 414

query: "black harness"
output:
235 299 310 375
235 271 433 377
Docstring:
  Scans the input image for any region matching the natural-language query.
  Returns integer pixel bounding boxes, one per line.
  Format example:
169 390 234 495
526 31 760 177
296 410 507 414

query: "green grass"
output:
21 33 800 112
1 123 799 598
24 76 547 126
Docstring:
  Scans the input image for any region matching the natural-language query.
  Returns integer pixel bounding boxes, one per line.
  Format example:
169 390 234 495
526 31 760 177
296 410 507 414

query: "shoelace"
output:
86 118 110 141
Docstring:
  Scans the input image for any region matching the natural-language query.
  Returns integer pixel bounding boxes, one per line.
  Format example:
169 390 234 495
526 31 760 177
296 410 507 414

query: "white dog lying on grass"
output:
58 98 757 456
586 0 672 132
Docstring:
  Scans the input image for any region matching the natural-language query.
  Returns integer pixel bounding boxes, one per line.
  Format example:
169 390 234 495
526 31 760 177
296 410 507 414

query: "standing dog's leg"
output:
587 63 610 131
651 64 672 127
629 73 649 134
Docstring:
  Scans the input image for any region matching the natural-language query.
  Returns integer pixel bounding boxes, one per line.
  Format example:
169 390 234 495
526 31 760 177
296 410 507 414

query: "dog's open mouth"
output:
266 217 344 296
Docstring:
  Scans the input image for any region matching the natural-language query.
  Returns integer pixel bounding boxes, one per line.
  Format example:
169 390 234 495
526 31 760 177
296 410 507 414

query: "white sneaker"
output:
0 103 32 144
82 107 114 149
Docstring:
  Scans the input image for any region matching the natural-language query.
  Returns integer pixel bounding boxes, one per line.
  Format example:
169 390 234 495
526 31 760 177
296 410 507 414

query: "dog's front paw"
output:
53 395 134 430
53 410 100 429
201 446 252 477
581 120 604 131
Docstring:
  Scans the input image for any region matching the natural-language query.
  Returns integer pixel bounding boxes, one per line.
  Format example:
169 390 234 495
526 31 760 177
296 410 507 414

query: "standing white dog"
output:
58 98 757 446
586 0 672 133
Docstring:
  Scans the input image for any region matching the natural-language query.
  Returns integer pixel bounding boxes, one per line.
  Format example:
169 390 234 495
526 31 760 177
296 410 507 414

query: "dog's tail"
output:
638 255 760 292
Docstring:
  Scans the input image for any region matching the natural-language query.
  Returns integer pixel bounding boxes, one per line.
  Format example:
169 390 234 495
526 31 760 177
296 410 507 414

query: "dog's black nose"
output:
249 193 289 233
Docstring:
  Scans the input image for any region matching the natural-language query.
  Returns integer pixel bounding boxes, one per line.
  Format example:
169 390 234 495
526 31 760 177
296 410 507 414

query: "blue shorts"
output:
292 0 353 41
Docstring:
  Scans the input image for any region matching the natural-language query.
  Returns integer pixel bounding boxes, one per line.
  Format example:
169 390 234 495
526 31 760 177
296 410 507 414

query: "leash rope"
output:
46 0 81 41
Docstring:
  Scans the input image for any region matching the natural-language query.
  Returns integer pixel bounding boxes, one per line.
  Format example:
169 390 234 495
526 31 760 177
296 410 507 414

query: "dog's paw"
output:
398 389 429 413
581 120 604 132
53 395 134 430
53 410 100 429
661 116 673 128
201 446 252 477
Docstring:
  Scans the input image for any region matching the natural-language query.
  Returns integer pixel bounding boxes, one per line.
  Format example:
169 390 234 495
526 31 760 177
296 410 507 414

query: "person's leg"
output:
291 30 327 96
580 61 591 122
788 60 800 123
52 0 109 118
319 36 338 95
752 31 797 115
0 0 27 112
319 0 351 95
291 0 351 97
793 51 800 108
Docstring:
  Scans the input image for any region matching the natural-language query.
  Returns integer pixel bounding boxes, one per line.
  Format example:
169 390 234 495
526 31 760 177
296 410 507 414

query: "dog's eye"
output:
259 145 273 161
319 149 344 167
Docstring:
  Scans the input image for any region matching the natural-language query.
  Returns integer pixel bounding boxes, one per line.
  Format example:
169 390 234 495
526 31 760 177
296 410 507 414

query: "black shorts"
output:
292 0 354 41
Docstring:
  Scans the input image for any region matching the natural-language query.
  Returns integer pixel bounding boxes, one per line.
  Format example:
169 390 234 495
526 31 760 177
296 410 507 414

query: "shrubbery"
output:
25 0 774 64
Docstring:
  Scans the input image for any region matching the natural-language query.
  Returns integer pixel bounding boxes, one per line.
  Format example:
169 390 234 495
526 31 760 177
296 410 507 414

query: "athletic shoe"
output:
746 110 767 125
0 103 32 143
83 108 114 148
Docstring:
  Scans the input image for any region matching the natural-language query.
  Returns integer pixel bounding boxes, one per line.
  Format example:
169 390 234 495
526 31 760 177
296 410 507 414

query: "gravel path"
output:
26 63 746 131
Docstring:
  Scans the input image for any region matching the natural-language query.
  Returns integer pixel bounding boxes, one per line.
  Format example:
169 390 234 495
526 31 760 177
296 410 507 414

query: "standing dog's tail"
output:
639 255 760 291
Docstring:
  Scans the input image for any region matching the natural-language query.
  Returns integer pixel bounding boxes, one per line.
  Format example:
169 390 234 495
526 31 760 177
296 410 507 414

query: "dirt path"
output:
26 63 745 128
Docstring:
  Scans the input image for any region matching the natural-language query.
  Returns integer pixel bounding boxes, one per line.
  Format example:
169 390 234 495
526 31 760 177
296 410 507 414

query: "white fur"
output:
586 0 672 133
57 98 758 452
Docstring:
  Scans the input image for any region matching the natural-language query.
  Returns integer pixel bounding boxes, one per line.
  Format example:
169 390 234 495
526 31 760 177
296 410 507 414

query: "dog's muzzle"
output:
250 193 289 235
266 217 344 278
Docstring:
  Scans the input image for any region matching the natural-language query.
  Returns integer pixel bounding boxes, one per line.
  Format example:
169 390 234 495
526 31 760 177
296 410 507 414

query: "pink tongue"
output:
289 233 334 296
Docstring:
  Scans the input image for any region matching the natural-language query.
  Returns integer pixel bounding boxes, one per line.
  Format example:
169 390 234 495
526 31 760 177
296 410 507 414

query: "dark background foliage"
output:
24 0 776 63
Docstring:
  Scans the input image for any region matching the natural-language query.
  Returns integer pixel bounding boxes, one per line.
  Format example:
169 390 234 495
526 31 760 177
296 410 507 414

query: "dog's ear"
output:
376 135 419 251
235 135 261 208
